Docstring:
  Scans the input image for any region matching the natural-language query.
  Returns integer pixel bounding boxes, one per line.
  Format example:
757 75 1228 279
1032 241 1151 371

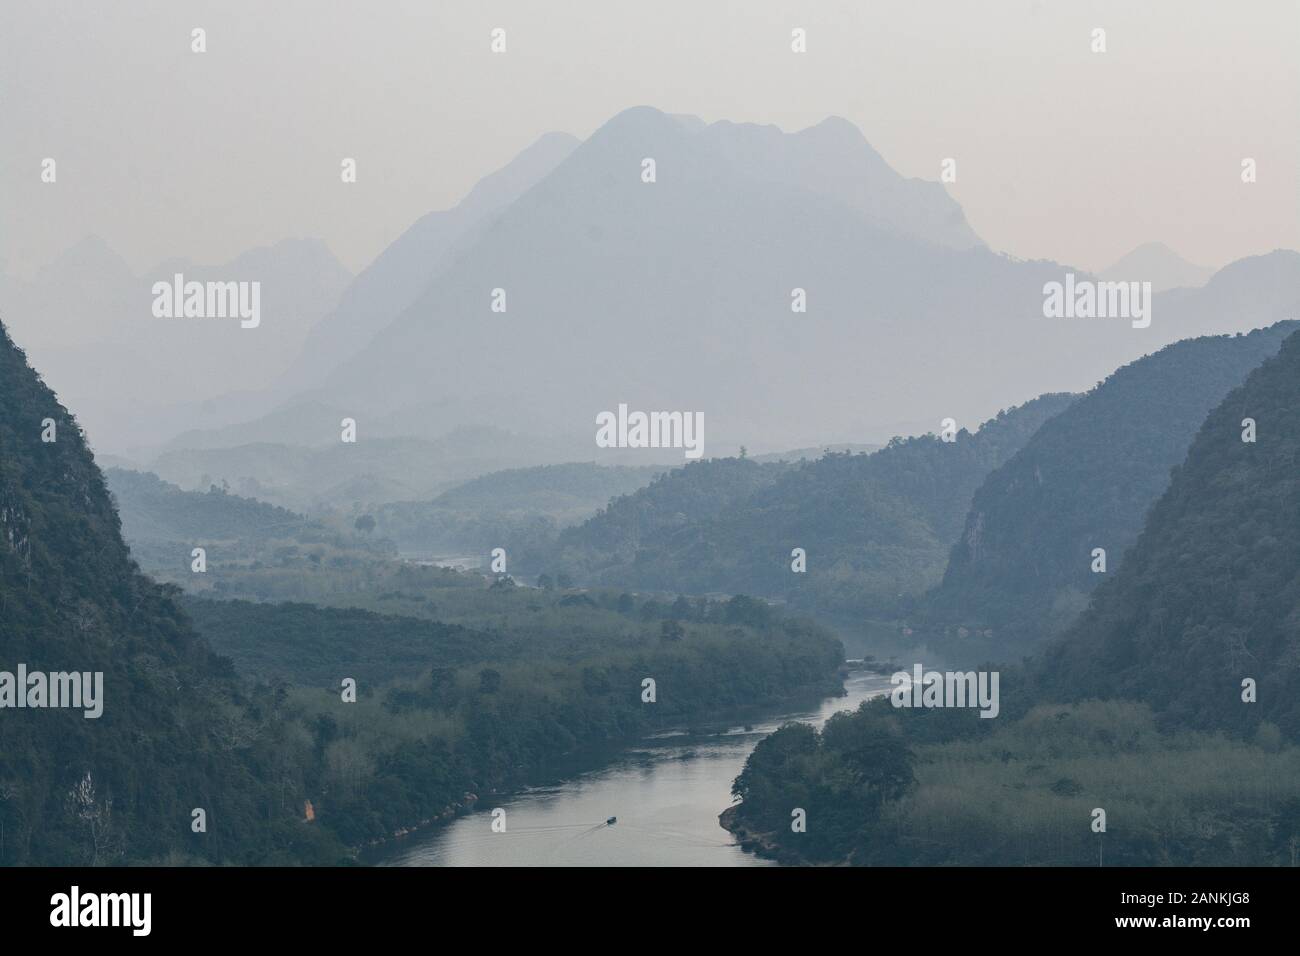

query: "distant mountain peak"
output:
37 233 135 281
1205 248 1300 288
799 114 875 149
576 106 981 251
1100 242 1213 292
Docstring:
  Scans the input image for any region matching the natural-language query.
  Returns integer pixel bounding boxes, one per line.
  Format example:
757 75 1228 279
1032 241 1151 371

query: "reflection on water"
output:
379 671 894 867
399 551 483 571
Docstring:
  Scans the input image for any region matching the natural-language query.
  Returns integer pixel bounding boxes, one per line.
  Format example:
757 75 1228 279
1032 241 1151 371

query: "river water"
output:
377 670 894 867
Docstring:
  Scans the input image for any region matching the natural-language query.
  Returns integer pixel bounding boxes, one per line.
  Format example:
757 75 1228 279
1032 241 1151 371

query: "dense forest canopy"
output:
370 461 664 560
1036 327 1300 738
1 319 848 863
921 321 1297 658
725 694 1300 866
0 321 313 865
725 328 1300 866
546 393 1075 617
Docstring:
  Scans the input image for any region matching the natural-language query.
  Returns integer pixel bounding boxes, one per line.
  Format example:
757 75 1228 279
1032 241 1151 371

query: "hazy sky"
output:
2 0 1296 278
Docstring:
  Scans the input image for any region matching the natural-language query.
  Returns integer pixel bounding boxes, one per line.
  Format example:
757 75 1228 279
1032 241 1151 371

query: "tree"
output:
354 514 376 535
312 714 339 759
478 669 502 694
429 667 457 709
660 620 685 641
68 772 119 866
724 594 772 628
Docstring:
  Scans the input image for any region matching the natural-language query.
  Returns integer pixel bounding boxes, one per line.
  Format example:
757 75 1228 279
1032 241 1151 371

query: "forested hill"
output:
2 320 853 862
0 321 315 865
370 461 665 557
1036 327 1300 739
922 321 1298 656
547 393 1075 615
546 455 793 575
429 462 664 514
106 467 309 543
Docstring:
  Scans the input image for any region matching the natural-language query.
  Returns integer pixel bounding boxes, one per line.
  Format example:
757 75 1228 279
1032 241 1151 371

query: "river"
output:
375 670 894 866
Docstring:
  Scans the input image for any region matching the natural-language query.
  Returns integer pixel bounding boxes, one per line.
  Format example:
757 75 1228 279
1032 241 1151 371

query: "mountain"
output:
695 115 983 252
0 236 139 351
277 113 973 414
0 320 321 864
360 462 665 569
372 461 664 554
145 426 604 511
1036 328 1300 740
752 442 882 463
254 108 1300 459
2 322 848 861
1100 242 1214 292
0 237 352 453
428 462 664 517
1152 250 1300 341
276 130 581 394
923 321 1298 656
127 131 581 459
544 455 793 581
105 467 313 549
143 111 1300 526
547 392 1075 614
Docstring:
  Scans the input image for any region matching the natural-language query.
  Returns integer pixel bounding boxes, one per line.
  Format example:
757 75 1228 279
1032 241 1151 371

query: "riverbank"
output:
357 674 850 860
374 670 895 866
717 805 819 866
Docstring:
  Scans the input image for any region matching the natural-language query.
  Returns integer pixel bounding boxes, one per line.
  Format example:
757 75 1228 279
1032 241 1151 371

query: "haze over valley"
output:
2 0 1298 876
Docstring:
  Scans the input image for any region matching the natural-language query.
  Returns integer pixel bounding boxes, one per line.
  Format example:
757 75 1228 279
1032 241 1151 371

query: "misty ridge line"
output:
1 7 1298 883
12 95 1289 465
14 13 1287 281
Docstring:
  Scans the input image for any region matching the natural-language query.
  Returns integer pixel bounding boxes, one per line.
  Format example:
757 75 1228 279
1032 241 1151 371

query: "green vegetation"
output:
921 321 1296 658
106 467 393 575
371 461 663 560
0 323 341 865
728 697 1300 866
105 466 398 604
550 456 793 584
1 319 847 863
147 425 594 512
107 467 310 542
192 591 844 848
728 328 1300 866
751 442 881 463
1037 327 1300 738
547 394 1074 617
178 598 494 687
